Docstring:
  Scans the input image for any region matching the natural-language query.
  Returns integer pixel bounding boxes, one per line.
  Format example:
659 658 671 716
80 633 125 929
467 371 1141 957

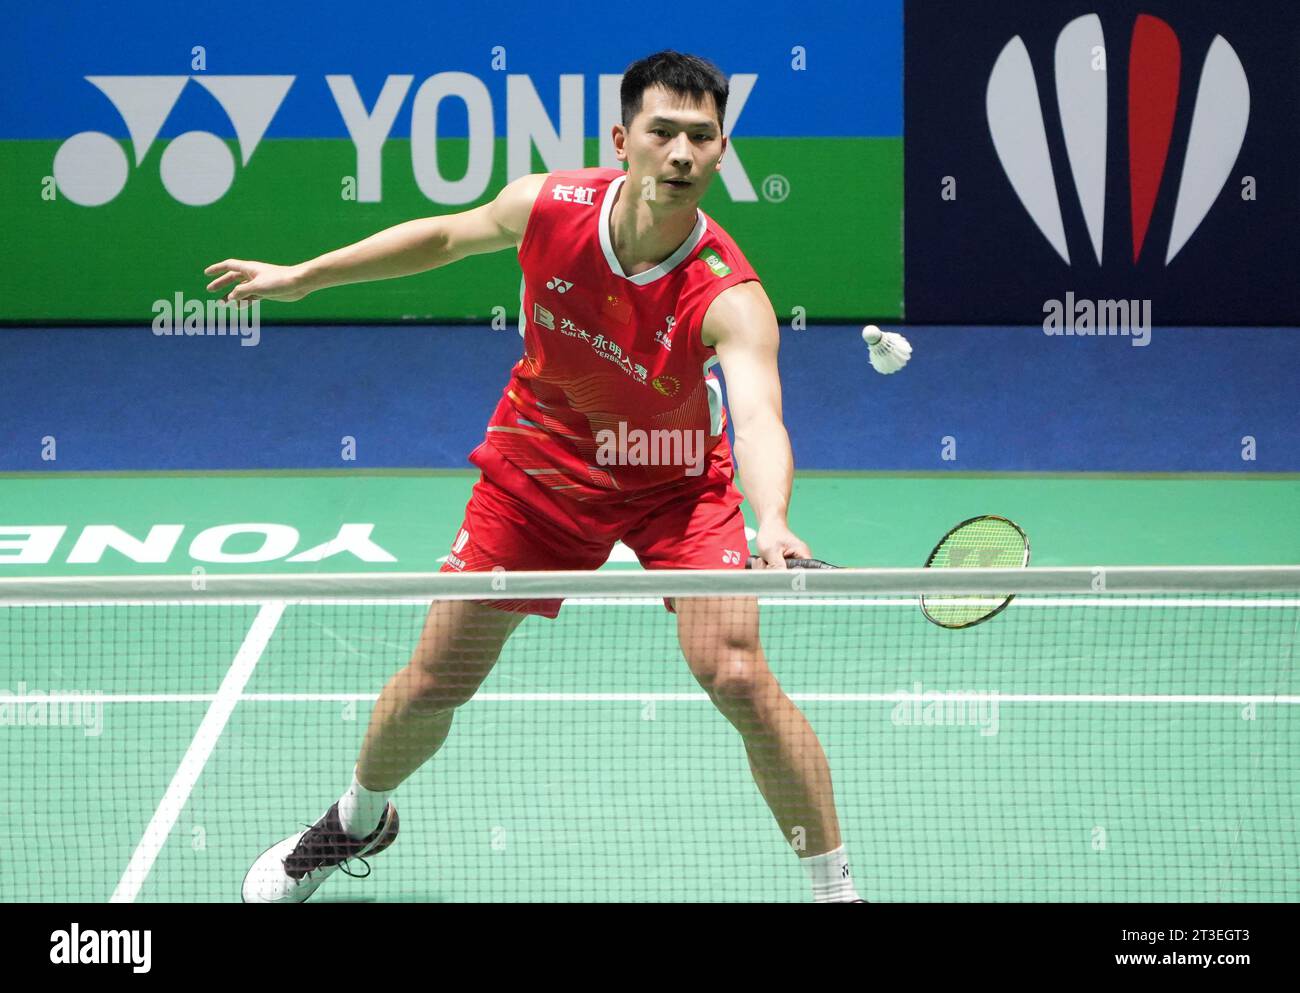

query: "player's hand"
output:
752 521 813 569
204 259 310 304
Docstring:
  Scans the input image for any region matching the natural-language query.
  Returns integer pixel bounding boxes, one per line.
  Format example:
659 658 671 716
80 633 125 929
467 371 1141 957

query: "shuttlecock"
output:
862 325 912 374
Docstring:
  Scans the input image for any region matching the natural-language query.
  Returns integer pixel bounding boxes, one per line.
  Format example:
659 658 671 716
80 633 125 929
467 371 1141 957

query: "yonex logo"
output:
0 522 395 565
53 75 294 206
947 546 1011 567
52 71 762 207
545 276 574 293
986 13 1249 266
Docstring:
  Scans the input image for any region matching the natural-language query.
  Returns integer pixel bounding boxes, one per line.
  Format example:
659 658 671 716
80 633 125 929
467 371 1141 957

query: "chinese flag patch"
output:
601 291 632 325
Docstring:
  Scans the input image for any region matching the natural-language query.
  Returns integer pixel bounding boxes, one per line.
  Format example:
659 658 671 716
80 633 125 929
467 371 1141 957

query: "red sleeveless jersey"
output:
480 166 761 504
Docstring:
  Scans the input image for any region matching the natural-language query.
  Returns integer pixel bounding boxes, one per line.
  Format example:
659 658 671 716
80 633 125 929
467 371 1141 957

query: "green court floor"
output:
1 472 1297 902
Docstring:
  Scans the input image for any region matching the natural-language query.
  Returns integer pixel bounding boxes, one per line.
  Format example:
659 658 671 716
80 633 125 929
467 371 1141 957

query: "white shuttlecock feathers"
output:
862 325 912 374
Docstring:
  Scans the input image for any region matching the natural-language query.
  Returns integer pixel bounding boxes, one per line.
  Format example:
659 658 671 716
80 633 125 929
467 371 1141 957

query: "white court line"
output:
108 602 284 904
19 690 1296 705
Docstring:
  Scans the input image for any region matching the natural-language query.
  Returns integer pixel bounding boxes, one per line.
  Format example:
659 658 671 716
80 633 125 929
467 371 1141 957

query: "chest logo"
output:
654 315 676 351
532 302 555 330
601 291 633 325
652 374 682 397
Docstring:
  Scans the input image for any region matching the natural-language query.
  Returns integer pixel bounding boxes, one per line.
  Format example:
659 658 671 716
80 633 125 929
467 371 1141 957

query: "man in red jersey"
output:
208 51 864 904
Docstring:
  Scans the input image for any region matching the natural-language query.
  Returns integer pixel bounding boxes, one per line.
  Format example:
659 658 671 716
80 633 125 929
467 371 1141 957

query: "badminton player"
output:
207 51 884 903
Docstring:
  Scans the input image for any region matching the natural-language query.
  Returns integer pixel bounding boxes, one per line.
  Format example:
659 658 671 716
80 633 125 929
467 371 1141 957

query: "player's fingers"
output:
762 549 788 569
205 271 242 293
788 540 814 560
204 259 245 276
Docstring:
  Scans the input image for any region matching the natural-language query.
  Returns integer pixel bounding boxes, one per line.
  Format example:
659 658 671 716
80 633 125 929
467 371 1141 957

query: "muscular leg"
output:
675 596 843 856
356 599 525 791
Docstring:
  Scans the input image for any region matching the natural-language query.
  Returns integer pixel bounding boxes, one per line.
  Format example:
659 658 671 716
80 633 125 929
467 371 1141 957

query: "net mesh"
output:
1 567 1297 903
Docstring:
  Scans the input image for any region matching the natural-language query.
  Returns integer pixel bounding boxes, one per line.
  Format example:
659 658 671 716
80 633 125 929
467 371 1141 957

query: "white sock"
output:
802 844 862 903
337 767 392 840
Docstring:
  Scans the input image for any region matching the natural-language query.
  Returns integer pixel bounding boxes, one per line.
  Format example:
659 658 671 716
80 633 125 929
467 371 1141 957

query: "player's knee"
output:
405 658 486 712
705 654 762 706
406 675 477 713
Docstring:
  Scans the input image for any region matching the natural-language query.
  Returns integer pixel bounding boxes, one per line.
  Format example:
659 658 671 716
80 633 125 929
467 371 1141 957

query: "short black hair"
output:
620 50 728 132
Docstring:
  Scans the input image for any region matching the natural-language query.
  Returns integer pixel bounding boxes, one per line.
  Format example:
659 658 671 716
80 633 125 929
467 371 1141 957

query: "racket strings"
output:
922 516 1029 628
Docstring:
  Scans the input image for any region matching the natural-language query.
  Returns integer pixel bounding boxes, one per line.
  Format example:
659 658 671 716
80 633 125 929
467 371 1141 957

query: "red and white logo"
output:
986 13 1249 266
551 183 596 205
445 527 470 570
451 528 470 554
654 315 676 351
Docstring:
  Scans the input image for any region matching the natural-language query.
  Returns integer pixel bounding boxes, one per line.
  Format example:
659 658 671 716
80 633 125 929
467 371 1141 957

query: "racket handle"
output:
746 555 839 570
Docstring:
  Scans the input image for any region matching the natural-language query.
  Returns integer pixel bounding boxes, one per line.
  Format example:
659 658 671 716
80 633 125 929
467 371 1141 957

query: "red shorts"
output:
440 441 748 617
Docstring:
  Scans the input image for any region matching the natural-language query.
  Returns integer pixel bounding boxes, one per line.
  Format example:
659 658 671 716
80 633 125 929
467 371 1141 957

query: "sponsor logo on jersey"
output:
552 183 597 205
652 374 681 397
697 247 732 277
532 302 555 330
445 527 470 570
545 276 573 293
654 315 676 351
554 318 648 384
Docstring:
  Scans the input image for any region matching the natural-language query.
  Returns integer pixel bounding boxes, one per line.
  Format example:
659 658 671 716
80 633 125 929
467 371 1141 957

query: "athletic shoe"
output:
241 801 399 904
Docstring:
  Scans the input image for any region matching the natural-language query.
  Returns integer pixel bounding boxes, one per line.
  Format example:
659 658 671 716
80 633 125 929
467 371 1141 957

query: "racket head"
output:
920 515 1030 629
745 555 838 570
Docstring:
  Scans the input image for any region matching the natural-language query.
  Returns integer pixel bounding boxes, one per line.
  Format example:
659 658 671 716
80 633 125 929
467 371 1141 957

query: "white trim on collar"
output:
598 173 709 286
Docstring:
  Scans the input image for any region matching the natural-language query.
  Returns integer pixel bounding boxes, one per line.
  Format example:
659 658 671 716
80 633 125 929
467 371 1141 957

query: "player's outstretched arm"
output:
203 173 547 304
703 281 813 569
